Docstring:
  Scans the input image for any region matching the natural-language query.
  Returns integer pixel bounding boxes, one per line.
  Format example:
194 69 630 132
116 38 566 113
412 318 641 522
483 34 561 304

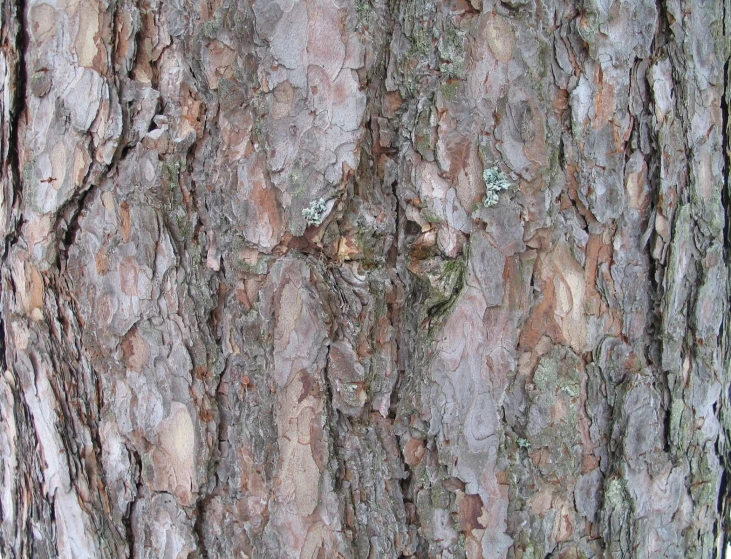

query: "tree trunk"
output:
1 0 729 557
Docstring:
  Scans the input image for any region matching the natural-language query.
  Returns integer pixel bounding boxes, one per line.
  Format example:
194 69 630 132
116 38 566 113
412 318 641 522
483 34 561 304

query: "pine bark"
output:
1 0 729 557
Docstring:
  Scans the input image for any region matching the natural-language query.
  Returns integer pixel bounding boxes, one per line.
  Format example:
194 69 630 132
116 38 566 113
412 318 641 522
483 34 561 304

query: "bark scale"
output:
0 0 729 557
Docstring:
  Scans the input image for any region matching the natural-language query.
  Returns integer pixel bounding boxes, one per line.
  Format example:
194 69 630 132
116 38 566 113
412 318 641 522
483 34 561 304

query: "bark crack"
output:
718 1 731 553
123 447 144 556
721 20 731 254
1 0 28 260
0 1 33 555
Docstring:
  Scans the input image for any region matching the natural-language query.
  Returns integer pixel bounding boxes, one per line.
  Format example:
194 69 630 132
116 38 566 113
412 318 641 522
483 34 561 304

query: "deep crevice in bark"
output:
718 2 731 552
57 185 94 269
192 494 211 559
4 0 27 249
721 54 730 255
123 447 144 555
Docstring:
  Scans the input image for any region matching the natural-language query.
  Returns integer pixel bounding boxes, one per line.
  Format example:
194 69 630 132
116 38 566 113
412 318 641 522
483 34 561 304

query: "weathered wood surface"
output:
1 0 729 557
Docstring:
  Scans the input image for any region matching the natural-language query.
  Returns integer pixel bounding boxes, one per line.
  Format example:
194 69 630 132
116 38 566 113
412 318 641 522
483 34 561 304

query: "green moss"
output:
201 7 226 38
237 256 269 275
421 258 465 315
416 132 433 158
668 398 687 451
455 533 467 555
355 216 369 246
523 349 584 478
410 25 431 56
163 158 181 190
355 0 371 29
440 80 460 101
188 242 203 266
561 382 581 398
605 477 630 507
422 209 442 224
25 161 43 213
288 162 312 199
177 214 193 240
22 161 34 189
430 480 450 508
533 357 558 393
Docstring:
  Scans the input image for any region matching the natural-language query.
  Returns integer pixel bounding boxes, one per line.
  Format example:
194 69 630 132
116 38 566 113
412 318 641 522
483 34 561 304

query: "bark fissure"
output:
3 0 27 250
719 2 731 552
722 43 731 254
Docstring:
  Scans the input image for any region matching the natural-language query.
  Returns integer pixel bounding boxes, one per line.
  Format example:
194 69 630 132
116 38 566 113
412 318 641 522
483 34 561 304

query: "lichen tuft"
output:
482 167 512 207
302 198 328 226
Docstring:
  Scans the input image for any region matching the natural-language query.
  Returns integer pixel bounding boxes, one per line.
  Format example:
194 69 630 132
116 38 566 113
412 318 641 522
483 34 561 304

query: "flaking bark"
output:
1 0 729 557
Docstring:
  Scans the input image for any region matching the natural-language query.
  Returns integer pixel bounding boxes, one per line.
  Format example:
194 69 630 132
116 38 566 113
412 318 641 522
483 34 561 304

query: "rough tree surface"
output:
0 0 730 557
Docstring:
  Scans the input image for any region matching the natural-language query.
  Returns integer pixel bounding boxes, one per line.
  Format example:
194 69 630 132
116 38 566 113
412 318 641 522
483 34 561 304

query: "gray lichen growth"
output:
438 27 465 79
482 167 512 207
355 0 371 29
302 198 328 226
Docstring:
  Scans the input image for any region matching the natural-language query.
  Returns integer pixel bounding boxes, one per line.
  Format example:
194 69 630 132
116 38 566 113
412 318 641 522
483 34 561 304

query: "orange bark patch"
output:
593 67 615 129
625 159 650 213
119 257 139 296
181 84 205 138
503 254 532 311
114 9 134 69
696 148 714 201
337 234 361 261
553 88 569 112
119 201 131 242
528 486 554 515
30 4 57 42
238 155 283 249
584 234 610 316
523 98 549 171
121 328 150 372
443 133 472 184
581 454 600 474
486 15 515 63
522 242 587 353
95 247 109 275
552 503 575 543
519 271 564 351
21 262 45 319
530 446 551 469
203 40 236 89
403 438 426 467
75 1 100 68
383 91 403 118
458 493 487 534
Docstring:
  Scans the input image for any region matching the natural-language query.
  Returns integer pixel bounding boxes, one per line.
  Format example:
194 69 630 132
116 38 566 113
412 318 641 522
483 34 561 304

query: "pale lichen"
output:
302 198 328 226
438 26 465 79
355 0 371 29
483 167 512 207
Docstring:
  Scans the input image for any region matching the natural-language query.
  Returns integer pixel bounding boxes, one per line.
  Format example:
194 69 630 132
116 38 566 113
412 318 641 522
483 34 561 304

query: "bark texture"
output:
1 0 730 557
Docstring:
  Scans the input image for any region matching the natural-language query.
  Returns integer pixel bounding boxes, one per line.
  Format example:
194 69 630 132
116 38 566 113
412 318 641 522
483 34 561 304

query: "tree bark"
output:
1 0 729 557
